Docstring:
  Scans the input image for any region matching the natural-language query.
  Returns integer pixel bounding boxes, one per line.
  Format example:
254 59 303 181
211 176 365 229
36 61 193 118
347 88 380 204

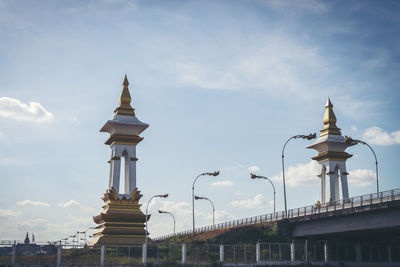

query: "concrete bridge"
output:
154 188 400 241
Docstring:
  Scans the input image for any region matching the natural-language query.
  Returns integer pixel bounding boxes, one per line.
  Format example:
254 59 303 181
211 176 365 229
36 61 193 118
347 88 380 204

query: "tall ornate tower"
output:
91 75 150 246
307 98 352 203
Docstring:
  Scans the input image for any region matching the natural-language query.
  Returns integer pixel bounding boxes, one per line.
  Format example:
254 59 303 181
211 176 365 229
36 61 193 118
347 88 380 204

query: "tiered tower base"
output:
90 187 150 246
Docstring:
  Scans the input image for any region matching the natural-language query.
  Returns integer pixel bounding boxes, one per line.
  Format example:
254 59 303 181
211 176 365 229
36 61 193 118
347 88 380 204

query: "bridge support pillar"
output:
304 240 308 263
182 244 187 264
355 243 361 262
11 245 16 266
324 242 328 263
256 242 260 263
290 242 295 262
100 245 105 266
142 243 147 266
57 245 62 266
220 244 224 263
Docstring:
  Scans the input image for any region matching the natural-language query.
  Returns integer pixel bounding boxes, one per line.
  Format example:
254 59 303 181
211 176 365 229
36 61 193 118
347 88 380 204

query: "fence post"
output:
256 242 260 263
12 245 16 267
57 245 62 266
355 243 361 262
182 244 187 264
388 245 392 263
324 242 328 263
290 242 295 262
142 243 147 266
219 244 224 263
100 245 105 267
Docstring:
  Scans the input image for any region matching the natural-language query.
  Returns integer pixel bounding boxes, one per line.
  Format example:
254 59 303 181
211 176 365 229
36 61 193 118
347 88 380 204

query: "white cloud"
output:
362 126 400 145
248 165 261 173
231 194 272 209
48 216 93 237
271 160 320 187
267 0 328 14
211 180 233 187
0 208 21 217
206 210 234 222
174 35 326 99
0 97 54 122
58 200 80 208
58 200 94 212
16 200 50 207
348 169 375 187
18 218 48 231
145 200 195 236
270 160 375 188
66 116 80 126
351 125 358 132
0 130 5 140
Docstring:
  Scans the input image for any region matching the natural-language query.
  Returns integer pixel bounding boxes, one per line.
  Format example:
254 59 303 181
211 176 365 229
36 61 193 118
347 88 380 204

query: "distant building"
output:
0 233 56 256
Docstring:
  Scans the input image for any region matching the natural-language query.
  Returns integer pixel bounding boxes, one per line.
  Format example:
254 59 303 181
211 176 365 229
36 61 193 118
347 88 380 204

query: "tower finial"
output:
320 98 341 136
123 74 129 86
114 75 135 116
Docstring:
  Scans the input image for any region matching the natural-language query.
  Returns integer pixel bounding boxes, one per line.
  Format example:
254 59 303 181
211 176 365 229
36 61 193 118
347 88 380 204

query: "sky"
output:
0 0 400 243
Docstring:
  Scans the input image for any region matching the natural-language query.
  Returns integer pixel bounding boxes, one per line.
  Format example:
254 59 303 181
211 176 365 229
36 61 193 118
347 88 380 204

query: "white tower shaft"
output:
100 75 149 198
308 98 352 203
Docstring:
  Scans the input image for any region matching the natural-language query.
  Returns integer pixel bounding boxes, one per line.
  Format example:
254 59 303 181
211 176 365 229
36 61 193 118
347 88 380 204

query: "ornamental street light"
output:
145 194 168 245
194 195 215 226
192 171 219 232
250 173 276 214
282 133 316 217
345 136 379 194
158 209 176 234
79 227 96 246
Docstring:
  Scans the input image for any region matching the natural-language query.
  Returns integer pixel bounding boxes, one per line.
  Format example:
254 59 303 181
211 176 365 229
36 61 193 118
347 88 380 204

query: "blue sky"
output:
0 0 399 242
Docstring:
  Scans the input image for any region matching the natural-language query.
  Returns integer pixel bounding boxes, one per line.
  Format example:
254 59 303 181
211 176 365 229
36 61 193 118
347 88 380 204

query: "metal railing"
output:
153 188 400 241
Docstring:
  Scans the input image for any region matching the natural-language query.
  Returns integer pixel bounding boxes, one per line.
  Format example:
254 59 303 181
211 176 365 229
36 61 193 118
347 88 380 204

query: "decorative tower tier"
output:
307 98 352 204
91 75 150 246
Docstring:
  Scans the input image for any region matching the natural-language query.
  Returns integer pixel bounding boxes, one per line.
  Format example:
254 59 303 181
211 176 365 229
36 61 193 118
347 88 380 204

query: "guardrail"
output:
153 188 400 241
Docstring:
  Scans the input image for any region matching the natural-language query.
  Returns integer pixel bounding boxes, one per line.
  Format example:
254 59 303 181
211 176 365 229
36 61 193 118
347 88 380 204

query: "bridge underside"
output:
288 200 400 241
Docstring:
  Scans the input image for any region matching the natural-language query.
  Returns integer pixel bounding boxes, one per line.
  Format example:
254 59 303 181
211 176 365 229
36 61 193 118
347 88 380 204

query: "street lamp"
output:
145 194 168 245
345 136 379 194
282 133 316 217
192 171 219 232
78 227 96 247
194 195 215 227
250 173 276 214
158 209 176 234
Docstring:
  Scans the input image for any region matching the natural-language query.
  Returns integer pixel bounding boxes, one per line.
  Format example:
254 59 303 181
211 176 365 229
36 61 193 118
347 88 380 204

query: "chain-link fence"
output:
2 241 400 266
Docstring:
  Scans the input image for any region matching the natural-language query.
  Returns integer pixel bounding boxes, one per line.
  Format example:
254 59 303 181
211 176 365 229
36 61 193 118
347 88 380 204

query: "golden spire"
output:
320 98 341 136
114 75 135 116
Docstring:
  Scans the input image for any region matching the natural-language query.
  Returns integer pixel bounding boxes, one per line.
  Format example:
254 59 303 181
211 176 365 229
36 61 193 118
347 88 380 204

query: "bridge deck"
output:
154 188 400 241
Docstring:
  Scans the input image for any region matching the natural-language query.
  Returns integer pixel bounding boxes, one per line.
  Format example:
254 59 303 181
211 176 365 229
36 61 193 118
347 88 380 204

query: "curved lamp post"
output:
282 133 316 217
158 209 176 234
145 194 169 245
192 171 219 231
79 226 96 246
345 136 379 194
250 173 276 214
194 195 215 227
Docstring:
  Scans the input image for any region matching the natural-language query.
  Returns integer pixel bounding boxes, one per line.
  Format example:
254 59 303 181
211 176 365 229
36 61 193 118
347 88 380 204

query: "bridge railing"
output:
153 188 400 241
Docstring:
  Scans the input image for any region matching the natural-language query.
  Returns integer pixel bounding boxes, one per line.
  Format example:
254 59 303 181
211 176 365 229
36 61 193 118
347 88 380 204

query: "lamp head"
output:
204 171 220 176
250 173 258 179
308 133 317 140
345 135 358 146
156 194 169 198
